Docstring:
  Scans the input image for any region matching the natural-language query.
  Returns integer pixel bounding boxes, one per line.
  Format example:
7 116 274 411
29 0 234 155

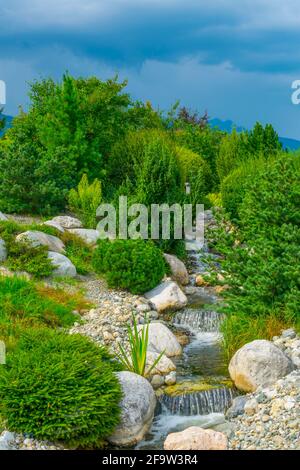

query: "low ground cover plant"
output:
0 328 122 447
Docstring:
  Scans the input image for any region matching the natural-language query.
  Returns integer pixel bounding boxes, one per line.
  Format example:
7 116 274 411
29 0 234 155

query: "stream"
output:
136 236 235 450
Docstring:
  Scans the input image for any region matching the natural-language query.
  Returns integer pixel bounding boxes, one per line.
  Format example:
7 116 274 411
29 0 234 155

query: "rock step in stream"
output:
136 233 236 450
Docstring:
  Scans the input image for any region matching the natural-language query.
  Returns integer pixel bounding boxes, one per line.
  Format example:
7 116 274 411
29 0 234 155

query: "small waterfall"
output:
174 309 224 333
159 387 235 416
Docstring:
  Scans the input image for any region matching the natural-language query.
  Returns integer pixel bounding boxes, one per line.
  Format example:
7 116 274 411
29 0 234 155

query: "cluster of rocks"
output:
225 330 300 450
0 431 64 451
0 214 103 279
70 276 185 391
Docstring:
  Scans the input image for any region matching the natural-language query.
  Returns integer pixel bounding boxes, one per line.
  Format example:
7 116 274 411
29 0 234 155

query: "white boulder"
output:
0 212 8 221
164 427 228 450
43 220 65 233
48 252 77 278
16 231 65 254
140 322 182 357
51 216 82 229
229 339 294 392
0 238 7 262
68 229 101 245
145 281 188 313
108 371 156 446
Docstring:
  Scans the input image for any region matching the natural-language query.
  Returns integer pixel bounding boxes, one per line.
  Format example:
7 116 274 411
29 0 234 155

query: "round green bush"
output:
93 238 166 294
0 328 122 447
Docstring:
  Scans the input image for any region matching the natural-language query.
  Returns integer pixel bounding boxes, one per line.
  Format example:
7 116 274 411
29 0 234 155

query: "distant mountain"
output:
0 113 13 136
209 118 300 151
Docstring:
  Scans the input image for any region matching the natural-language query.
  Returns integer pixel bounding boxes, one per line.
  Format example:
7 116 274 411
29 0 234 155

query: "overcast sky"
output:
1 0 300 138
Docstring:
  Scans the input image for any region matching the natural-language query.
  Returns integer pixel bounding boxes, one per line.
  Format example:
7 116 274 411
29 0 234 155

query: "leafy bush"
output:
220 158 265 222
211 154 300 357
62 231 93 275
216 130 246 182
175 146 212 205
0 276 78 328
0 328 122 447
174 126 224 189
93 239 165 294
6 242 54 278
106 130 183 206
68 174 102 228
135 135 183 207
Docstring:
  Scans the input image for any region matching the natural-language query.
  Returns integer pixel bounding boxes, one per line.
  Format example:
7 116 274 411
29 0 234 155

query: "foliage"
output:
136 135 183 207
0 276 78 328
62 231 93 275
245 122 282 158
0 74 134 214
68 174 102 228
174 125 224 189
6 242 54 278
175 145 212 205
118 315 164 377
93 238 165 294
206 192 222 208
210 154 300 357
216 129 246 182
221 311 294 361
0 220 55 278
220 158 265 222
0 328 122 447
105 129 182 204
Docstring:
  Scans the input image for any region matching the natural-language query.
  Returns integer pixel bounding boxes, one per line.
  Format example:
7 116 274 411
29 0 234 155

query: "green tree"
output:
246 122 282 158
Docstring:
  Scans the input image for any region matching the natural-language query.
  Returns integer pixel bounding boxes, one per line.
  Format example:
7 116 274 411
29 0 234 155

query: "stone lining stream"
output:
136 241 236 450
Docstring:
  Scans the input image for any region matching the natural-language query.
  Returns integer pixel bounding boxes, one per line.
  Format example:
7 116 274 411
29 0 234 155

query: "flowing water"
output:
136 246 236 450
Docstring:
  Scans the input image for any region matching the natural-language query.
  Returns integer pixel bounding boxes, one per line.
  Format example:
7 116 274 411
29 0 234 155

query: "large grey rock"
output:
163 253 189 285
68 229 101 245
0 238 7 262
164 427 227 450
108 371 156 446
48 252 77 278
0 431 17 450
140 322 182 357
225 395 248 419
0 212 8 221
229 340 294 392
43 220 65 233
145 281 188 313
146 350 176 376
51 216 82 229
16 231 65 254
